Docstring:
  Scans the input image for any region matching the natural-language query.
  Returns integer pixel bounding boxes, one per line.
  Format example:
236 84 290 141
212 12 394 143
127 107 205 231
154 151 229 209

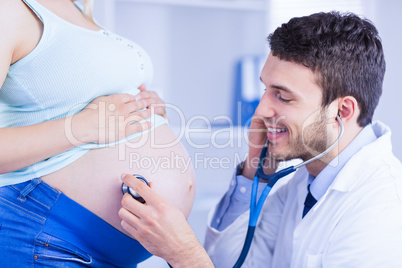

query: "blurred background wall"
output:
91 1 402 266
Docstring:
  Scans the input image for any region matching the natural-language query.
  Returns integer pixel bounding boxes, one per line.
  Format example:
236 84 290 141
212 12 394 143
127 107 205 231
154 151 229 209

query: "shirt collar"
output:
308 124 377 201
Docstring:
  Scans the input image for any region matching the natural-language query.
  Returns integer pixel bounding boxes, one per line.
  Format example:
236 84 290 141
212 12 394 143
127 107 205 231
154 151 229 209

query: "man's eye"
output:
279 96 291 103
275 92 291 103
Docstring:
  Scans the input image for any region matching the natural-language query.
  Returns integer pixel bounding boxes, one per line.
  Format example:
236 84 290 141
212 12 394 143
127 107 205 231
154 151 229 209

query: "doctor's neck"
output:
305 120 363 178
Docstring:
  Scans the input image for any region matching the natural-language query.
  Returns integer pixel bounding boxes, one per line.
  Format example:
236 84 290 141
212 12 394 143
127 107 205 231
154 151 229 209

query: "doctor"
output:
118 11 402 267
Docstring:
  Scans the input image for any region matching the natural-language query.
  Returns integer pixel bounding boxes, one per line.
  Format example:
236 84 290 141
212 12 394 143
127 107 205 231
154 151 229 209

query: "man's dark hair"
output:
268 11 385 126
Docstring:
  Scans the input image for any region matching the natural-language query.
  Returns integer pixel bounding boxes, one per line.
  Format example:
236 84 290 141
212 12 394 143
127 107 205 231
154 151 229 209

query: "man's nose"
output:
256 93 276 119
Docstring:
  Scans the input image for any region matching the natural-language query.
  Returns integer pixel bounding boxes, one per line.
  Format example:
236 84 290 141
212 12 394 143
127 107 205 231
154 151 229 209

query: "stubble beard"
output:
268 116 330 162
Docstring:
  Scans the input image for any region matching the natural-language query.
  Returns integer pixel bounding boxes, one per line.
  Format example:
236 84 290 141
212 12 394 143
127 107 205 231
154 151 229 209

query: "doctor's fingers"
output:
249 114 268 132
120 208 171 259
248 115 268 146
122 174 161 206
121 193 148 219
119 205 155 233
119 208 142 239
120 218 140 240
120 193 167 238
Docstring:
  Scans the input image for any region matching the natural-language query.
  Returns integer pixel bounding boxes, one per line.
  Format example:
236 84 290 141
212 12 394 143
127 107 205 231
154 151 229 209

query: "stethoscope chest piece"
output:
121 174 149 203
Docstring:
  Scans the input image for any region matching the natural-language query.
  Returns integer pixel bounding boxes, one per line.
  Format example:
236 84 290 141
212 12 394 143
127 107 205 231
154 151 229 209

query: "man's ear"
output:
337 96 360 123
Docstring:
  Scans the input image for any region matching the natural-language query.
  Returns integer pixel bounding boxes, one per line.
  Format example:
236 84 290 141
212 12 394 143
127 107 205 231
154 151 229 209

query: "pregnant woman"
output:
0 0 195 267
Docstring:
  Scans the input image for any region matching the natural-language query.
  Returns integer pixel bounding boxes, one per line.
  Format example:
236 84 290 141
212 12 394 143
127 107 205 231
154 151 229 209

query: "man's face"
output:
257 53 336 161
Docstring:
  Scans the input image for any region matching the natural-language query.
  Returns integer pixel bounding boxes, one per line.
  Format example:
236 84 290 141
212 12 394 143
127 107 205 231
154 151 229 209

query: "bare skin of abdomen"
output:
41 124 195 236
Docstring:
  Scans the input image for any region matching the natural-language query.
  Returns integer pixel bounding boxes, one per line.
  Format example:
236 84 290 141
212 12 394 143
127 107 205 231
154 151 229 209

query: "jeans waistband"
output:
9 179 151 267
41 181 151 267
11 178 60 210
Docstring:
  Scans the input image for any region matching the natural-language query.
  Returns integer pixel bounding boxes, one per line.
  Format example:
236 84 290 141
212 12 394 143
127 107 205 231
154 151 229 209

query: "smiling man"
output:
118 11 402 268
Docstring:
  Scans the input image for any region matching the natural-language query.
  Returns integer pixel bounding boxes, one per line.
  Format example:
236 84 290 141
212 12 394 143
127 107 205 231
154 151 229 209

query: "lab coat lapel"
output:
292 168 310 239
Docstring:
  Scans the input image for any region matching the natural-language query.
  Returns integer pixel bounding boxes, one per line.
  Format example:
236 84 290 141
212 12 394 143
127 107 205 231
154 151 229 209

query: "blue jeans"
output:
0 178 152 267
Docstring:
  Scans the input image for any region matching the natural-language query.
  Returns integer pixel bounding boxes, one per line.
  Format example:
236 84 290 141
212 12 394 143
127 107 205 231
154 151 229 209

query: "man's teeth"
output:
268 128 287 134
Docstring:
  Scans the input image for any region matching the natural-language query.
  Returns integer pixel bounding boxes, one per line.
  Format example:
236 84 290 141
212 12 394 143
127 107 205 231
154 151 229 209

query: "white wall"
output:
94 0 402 160
98 3 268 127
370 0 402 160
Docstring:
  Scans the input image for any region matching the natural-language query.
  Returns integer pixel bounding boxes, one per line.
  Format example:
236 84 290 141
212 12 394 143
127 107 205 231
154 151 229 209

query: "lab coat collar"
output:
328 121 392 192
309 122 377 200
290 121 392 223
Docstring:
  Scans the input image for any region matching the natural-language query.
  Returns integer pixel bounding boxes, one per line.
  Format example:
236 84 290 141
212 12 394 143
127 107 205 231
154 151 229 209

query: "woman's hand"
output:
70 85 167 145
138 84 168 120
119 174 214 268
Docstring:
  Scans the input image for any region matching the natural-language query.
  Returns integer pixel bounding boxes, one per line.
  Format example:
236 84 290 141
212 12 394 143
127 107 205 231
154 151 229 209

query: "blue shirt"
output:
212 124 377 230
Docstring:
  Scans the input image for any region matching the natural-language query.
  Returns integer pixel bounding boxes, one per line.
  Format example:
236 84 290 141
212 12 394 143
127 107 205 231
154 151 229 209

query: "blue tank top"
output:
0 0 168 186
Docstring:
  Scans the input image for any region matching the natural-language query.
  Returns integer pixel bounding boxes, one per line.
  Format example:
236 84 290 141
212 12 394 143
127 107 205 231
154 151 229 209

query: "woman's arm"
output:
0 1 168 174
119 174 214 268
0 92 158 174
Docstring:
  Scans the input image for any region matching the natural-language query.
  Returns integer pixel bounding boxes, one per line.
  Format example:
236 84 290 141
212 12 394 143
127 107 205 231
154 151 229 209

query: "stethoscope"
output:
121 174 149 203
233 115 344 268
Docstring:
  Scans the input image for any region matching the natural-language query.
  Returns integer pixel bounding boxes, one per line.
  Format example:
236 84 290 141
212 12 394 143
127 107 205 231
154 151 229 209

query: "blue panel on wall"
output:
232 55 266 126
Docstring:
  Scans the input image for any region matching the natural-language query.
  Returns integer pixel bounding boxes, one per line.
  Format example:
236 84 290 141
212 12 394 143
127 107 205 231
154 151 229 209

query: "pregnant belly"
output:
41 124 195 236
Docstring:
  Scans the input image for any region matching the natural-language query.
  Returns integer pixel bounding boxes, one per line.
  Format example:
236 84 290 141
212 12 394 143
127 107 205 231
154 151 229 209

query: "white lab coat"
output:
204 121 402 267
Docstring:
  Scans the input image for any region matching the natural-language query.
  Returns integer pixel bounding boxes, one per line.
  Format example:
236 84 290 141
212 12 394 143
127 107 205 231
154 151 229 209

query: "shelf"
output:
116 0 267 11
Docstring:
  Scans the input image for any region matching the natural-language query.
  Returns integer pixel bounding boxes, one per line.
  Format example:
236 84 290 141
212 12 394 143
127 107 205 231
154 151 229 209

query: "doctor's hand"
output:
119 174 214 268
241 112 278 180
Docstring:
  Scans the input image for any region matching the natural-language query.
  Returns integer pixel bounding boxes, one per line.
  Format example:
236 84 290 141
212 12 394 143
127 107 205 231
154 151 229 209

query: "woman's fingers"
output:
81 89 167 144
138 84 147 92
78 89 165 144
124 94 165 118
117 93 137 104
125 121 152 136
135 90 159 100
